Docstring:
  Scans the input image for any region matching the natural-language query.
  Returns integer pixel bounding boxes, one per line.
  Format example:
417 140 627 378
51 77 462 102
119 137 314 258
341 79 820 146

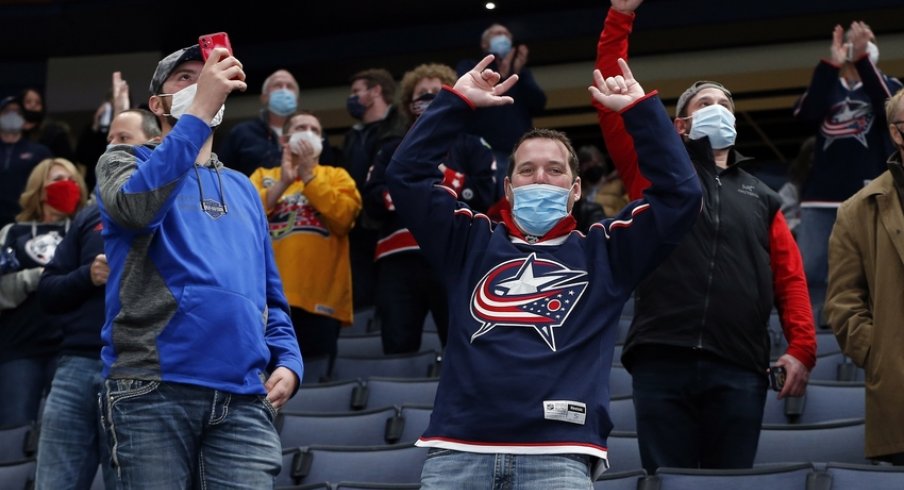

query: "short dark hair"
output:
508 128 579 180
350 68 396 105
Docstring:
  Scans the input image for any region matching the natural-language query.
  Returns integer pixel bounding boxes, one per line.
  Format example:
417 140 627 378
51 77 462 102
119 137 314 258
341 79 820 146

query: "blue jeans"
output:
0 354 56 426
420 449 593 490
36 355 115 490
101 379 281 489
797 207 838 321
376 254 449 354
631 346 767 473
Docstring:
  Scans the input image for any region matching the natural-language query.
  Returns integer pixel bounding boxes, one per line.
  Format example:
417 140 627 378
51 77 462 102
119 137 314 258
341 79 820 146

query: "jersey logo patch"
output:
469 253 588 351
821 97 874 149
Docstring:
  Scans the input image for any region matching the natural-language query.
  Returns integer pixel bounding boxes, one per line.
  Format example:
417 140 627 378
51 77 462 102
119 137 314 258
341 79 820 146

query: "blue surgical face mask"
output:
268 88 298 117
688 104 736 150
511 183 572 237
346 94 366 120
489 35 512 59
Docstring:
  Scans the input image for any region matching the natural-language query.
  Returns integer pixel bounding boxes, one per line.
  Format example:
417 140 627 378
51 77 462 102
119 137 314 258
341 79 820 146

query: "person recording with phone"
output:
95 39 302 488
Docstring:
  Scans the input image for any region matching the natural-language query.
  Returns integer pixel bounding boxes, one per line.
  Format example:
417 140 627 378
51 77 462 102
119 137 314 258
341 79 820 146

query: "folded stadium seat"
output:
293 444 428 486
0 458 36 490
809 353 865 383
605 431 643 473
335 483 422 489
652 462 815 490
0 422 37 464
284 379 367 413
363 377 439 410
755 418 868 466
277 406 400 448
609 365 632 398
394 405 433 445
331 351 441 382
814 331 842 356
337 334 385 357
343 307 377 337
608 395 636 432
592 468 647 490
822 462 904 490
302 354 332 385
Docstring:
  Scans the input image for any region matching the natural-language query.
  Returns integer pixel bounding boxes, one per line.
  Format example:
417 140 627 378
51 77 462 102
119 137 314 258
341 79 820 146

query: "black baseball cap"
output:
149 45 202 95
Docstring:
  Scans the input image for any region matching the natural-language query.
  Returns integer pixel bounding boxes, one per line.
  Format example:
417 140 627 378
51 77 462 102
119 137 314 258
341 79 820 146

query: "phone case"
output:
199 32 232 61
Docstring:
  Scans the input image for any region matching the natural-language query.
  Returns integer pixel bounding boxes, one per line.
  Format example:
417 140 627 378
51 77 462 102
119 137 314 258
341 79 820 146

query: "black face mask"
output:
23 109 44 124
581 165 606 185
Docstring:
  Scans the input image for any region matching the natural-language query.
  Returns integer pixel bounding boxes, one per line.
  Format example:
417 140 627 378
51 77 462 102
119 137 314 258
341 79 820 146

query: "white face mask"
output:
164 83 225 127
288 130 323 159
866 41 879 65
688 104 737 150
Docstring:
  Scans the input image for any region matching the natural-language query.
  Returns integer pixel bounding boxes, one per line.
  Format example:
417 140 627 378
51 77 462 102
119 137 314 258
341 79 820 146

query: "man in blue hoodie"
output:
95 42 303 488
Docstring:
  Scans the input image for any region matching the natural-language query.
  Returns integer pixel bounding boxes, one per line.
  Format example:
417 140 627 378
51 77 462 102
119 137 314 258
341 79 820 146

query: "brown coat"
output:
826 167 904 459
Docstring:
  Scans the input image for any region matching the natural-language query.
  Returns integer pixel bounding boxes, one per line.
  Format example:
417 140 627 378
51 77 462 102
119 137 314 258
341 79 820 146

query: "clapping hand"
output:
451 55 519 108
588 58 645 112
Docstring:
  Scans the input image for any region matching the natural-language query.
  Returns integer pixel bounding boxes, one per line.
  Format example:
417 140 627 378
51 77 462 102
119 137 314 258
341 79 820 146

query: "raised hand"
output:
829 24 848 65
451 55 519 108
112 71 130 115
611 0 643 14
512 44 529 75
588 58 645 112
847 21 872 60
191 47 247 123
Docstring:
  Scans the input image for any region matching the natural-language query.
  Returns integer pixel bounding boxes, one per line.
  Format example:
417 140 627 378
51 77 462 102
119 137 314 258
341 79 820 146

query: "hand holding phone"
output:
769 365 787 392
199 32 232 61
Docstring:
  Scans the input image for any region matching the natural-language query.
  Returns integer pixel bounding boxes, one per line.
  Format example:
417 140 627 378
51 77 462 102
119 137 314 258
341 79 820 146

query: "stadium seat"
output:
652 462 815 490
363 377 438 410
755 418 868 465
285 379 367 413
822 462 904 490
609 365 632 398
0 458 36 490
277 406 399 448
294 444 428 485
302 355 332 385
606 431 643 473
332 351 441 382
0 423 37 464
395 405 433 445
608 395 636 432
809 353 864 382
592 468 646 490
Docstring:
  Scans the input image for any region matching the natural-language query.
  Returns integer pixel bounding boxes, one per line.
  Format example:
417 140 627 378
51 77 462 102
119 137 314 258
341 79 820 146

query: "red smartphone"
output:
199 32 232 61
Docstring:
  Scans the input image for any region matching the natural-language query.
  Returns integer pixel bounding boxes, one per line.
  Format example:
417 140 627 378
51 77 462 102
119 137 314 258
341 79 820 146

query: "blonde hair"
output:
399 63 457 121
16 158 88 222
885 87 904 126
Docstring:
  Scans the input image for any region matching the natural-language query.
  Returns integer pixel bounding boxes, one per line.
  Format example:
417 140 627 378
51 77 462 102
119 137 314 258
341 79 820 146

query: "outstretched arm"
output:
595 1 650 200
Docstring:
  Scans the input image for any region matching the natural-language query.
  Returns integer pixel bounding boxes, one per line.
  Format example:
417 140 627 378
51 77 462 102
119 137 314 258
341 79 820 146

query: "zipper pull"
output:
715 175 722 187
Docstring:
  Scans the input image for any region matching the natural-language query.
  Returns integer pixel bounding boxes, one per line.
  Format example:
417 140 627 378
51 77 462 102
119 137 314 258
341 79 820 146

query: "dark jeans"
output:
375 253 448 355
630 346 768 474
0 354 56 426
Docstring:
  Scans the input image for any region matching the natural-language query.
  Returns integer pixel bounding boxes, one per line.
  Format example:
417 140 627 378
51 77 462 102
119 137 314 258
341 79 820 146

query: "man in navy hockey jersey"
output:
386 55 702 486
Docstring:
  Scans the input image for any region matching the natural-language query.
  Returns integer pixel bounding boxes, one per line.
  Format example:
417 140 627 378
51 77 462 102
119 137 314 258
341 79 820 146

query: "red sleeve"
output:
769 211 817 369
593 7 650 201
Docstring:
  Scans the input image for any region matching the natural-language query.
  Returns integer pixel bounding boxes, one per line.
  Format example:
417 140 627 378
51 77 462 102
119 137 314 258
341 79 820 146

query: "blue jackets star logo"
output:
469 253 588 351
822 97 874 149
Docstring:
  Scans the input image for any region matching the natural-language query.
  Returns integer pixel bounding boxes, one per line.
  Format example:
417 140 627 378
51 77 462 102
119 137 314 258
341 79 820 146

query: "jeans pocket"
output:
259 396 278 422
425 448 454 460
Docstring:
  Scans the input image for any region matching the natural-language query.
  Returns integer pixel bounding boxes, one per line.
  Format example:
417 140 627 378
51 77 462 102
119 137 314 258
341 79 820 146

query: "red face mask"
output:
44 179 81 215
